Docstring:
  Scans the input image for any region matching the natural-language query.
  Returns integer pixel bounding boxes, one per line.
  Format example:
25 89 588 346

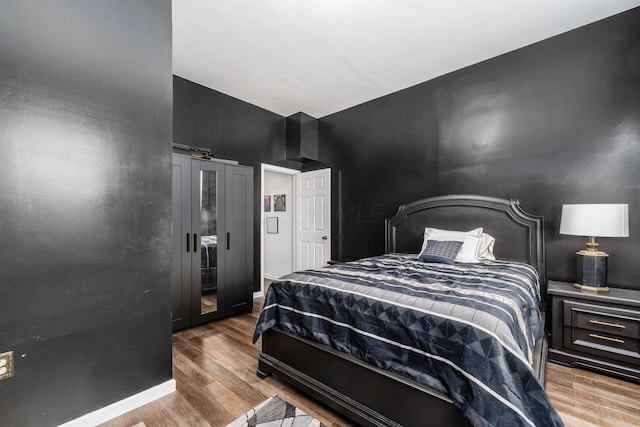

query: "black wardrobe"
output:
172 153 254 330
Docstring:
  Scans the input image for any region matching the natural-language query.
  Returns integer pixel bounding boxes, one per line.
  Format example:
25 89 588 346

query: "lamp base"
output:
576 250 608 289
573 283 610 293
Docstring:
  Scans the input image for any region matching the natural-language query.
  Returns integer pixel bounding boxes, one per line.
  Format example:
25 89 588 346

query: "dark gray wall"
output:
0 1 173 425
173 76 286 292
320 8 640 289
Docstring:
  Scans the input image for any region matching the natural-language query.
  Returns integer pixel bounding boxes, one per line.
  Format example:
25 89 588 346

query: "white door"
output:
296 168 331 270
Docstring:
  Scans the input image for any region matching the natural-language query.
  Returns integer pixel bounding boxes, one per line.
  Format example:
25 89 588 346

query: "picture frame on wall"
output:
274 194 286 212
264 195 271 212
266 216 278 234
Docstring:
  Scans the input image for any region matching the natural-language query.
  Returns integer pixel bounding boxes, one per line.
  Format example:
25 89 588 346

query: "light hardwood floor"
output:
101 296 640 427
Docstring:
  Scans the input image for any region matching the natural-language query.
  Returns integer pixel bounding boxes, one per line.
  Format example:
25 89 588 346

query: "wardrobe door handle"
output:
193 234 198 252
186 233 190 252
227 232 230 250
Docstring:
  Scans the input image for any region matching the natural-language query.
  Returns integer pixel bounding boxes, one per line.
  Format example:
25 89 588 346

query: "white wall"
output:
264 170 294 279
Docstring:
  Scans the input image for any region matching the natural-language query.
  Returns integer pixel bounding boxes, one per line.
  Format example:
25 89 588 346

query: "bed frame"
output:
257 194 547 427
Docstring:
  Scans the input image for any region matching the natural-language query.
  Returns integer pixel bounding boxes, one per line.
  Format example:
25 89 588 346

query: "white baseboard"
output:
58 379 176 426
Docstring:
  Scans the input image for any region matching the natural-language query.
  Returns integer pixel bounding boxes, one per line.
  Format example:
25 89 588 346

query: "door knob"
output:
322 235 328 240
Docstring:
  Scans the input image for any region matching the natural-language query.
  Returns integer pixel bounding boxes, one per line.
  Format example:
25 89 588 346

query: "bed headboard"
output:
385 194 545 289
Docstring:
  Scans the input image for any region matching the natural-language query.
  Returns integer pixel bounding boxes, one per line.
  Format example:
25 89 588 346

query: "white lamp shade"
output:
560 204 629 237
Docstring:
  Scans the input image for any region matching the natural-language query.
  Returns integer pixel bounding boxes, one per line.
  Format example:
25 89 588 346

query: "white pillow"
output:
424 227 483 238
478 232 496 260
420 227 483 263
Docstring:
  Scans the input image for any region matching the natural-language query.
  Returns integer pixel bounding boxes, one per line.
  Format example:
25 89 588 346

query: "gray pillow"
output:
417 240 463 265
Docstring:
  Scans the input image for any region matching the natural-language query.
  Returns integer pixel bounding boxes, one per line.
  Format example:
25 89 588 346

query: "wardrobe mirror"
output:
199 169 218 315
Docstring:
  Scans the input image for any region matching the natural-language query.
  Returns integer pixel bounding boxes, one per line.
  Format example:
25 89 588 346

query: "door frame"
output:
257 163 299 298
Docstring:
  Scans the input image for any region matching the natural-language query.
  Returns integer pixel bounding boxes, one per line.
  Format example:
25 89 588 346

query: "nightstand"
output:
548 280 640 383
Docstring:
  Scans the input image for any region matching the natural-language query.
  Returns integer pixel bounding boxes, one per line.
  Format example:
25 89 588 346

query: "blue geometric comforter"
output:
253 254 563 427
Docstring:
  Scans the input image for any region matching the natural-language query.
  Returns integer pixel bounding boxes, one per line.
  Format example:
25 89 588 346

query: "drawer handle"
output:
588 333 624 344
589 319 625 329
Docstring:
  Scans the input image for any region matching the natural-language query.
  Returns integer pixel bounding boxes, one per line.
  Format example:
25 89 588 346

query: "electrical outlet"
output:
0 351 14 380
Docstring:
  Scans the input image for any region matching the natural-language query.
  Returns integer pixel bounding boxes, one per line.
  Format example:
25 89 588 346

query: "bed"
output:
253 195 561 427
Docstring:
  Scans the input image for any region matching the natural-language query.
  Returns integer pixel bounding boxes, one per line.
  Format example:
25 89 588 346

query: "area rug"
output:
226 395 326 427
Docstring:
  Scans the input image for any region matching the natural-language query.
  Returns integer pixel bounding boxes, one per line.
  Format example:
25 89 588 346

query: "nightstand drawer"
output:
564 327 640 362
563 300 640 340
562 300 640 366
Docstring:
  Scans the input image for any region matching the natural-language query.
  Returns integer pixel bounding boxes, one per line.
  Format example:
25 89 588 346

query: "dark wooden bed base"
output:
257 194 547 427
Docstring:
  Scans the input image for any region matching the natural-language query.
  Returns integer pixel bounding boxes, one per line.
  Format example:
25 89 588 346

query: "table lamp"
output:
559 203 629 292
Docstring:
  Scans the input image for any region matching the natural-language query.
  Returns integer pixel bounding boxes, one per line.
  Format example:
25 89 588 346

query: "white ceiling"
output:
173 0 640 118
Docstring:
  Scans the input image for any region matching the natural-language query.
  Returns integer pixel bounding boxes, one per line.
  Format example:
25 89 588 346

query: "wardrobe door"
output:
191 160 226 325
171 155 192 330
224 165 254 314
